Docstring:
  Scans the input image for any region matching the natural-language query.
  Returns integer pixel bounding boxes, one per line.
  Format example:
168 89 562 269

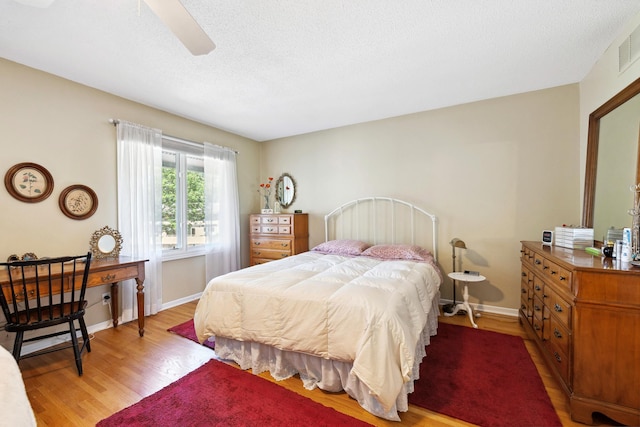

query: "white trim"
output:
18 293 203 356
439 299 519 318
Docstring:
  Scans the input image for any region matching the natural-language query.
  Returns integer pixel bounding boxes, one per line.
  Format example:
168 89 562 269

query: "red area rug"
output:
168 319 561 426
167 319 215 349
97 359 371 427
409 322 562 427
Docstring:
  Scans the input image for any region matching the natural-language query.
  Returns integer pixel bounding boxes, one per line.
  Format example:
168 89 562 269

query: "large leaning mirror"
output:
583 77 640 242
275 173 297 208
90 226 123 259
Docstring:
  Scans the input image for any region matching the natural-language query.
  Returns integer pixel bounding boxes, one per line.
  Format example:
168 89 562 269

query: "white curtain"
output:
204 142 240 283
116 121 163 320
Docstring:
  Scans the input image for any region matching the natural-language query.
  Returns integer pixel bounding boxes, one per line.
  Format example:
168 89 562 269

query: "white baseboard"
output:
439 298 519 318
160 292 202 311
19 293 203 356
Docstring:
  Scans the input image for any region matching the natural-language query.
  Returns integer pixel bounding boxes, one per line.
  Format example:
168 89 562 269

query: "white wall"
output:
262 85 581 312
0 58 261 348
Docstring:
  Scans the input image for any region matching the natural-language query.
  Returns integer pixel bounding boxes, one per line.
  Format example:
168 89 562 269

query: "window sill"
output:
162 248 207 262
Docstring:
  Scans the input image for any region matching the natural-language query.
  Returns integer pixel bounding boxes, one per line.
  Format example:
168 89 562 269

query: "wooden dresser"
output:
249 213 309 266
520 241 639 426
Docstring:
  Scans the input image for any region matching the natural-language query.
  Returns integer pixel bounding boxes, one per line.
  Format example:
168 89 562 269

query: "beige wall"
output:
262 85 581 313
580 13 640 206
0 58 261 347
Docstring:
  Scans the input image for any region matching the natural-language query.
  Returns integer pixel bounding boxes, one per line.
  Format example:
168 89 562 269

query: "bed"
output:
194 197 442 421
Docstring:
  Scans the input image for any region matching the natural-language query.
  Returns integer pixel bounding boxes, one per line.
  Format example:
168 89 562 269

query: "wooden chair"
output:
0 253 92 375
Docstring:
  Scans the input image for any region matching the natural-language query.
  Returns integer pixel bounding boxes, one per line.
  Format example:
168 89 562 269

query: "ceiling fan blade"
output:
143 0 215 56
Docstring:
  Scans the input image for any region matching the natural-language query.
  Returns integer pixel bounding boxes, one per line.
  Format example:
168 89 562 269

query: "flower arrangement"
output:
258 177 274 210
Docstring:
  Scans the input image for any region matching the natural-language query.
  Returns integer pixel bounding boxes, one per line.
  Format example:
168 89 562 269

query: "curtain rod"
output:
109 118 238 154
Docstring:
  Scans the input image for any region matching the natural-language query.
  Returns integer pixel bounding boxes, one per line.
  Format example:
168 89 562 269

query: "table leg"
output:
110 282 119 328
136 277 145 337
461 284 478 328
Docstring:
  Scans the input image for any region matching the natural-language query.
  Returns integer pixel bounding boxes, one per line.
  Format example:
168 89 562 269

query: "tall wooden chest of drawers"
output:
520 241 639 426
249 213 309 266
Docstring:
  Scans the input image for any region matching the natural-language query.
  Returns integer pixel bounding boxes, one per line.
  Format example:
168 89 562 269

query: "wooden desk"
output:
0 256 148 337
88 257 149 337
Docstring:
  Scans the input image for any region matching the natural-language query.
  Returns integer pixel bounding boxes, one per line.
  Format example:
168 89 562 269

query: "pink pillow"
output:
311 239 372 256
361 244 433 262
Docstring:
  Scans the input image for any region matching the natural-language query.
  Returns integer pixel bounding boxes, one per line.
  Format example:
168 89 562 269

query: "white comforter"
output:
194 251 441 412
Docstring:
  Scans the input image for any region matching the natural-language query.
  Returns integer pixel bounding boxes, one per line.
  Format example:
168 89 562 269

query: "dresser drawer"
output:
533 275 545 300
544 339 570 386
520 294 533 322
257 225 292 235
546 315 571 357
259 215 292 225
250 248 290 260
546 285 572 328
251 238 292 251
521 245 535 264
86 265 140 286
532 311 545 340
543 259 572 291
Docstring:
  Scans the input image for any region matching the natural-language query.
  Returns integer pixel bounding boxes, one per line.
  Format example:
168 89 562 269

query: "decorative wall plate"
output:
59 184 98 220
4 162 54 203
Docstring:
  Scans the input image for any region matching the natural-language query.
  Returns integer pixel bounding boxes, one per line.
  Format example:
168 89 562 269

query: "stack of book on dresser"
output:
554 226 594 249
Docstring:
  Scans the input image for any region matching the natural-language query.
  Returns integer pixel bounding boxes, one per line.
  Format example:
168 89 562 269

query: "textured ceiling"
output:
2 1 640 141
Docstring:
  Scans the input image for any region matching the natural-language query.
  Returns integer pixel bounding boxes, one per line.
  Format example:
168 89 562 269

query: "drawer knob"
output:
554 303 563 313
521 288 527 294
102 273 116 282
554 352 562 363
550 270 557 275
535 259 542 265
534 304 541 312
521 271 527 277
535 285 542 291
559 276 567 281
553 328 563 339
254 241 261 245
534 323 541 331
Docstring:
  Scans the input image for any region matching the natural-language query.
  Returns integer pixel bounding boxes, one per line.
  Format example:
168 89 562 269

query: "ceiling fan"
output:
13 0 215 56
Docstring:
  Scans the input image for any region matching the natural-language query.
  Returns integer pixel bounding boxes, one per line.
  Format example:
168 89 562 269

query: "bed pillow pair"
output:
312 240 434 262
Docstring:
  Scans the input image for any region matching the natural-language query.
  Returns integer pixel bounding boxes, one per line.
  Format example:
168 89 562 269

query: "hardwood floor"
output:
18 302 618 426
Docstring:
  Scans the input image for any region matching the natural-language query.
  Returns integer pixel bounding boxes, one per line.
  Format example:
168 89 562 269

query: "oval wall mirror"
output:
275 173 297 208
90 226 123 259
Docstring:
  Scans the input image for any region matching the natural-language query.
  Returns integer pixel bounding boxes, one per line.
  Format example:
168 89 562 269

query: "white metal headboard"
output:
324 197 438 261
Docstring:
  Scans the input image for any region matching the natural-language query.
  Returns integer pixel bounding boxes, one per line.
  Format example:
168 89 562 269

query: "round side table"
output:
443 272 486 328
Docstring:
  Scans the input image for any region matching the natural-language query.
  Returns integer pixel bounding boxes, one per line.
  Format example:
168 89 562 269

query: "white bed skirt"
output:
213 296 440 422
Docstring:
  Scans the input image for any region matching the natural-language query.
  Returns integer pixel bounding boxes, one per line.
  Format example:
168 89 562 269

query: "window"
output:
161 139 207 258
